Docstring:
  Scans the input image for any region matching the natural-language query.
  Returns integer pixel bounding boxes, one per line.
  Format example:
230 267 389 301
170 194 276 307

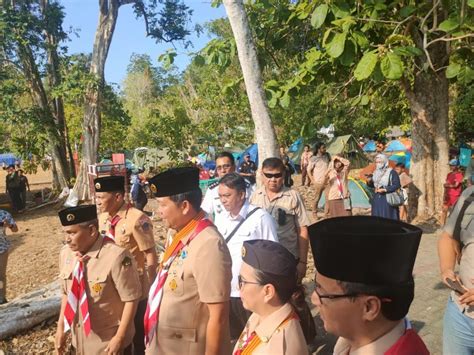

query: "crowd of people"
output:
0 146 472 355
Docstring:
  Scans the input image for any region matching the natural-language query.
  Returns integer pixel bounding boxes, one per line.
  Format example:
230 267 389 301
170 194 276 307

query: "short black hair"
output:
395 163 405 169
262 157 285 172
219 172 247 193
169 189 202 211
216 151 235 165
338 280 414 321
314 142 325 153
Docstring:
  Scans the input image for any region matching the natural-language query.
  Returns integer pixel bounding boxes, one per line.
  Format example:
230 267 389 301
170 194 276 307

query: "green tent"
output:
326 135 370 169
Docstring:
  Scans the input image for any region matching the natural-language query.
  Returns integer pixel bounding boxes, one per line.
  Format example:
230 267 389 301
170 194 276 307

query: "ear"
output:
89 223 98 236
361 296 382 321
180 200 192 215
262 284 277 304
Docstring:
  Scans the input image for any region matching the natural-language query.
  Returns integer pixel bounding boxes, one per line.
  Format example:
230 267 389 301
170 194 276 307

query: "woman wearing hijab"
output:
234 240 309 355
367 154 401 220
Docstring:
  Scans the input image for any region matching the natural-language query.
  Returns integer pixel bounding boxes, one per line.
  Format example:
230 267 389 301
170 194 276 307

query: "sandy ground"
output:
0 171 443 354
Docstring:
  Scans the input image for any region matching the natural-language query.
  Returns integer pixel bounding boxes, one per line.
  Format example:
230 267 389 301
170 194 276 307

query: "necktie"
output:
63 253 91 336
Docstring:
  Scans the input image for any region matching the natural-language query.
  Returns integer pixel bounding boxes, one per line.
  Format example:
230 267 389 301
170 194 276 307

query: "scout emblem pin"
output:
95 182 101 189
66 214 75 222
241 246 246 257
92 283 103 294
169 279 178 291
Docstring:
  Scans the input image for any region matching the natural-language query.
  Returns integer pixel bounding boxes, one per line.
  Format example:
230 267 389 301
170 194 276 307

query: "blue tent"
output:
385 140 407 152
0 153 20 166
363 140 376 152
237 143 258 168
389 152 412 169
318 178 373 209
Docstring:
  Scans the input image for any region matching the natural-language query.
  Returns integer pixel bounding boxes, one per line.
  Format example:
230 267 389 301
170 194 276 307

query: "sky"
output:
62 0 226 86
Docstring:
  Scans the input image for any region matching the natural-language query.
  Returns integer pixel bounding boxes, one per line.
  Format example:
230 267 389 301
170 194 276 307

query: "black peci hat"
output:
242 240 297 278
309 216 422 286
59 205 97 226
94 176 125 192
148 167 200 197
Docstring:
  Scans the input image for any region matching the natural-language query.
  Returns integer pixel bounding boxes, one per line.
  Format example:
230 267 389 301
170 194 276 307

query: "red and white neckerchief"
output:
103 214 121 243
63 252 91 336
335 174 345 200
144 211 212 346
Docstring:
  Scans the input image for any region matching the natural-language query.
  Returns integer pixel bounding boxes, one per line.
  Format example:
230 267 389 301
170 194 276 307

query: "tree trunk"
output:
402 41 449 222
15 40 69 190
0 280 60 340
222 0 278 164
73 0 120 201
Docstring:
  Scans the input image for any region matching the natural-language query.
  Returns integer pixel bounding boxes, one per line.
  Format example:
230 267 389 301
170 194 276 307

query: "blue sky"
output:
62 0 226 86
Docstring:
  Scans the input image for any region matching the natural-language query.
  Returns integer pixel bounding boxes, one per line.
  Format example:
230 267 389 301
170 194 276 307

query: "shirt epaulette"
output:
209 181 220 190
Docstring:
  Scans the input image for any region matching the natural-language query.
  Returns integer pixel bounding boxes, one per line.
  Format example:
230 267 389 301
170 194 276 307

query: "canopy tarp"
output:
326 135 370 169
318 177 373 209
385 140 407 152
363 140 376 152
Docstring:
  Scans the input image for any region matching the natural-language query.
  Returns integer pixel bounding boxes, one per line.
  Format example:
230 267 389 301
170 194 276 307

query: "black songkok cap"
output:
309 216 422 285
59 205 97 226
94 176 125 192
242 240 297 277
148 167 200 197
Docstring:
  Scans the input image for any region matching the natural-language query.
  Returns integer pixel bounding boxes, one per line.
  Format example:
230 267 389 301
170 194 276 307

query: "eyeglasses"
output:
216 164 232 171
263 172 283 179
313 287 360 302
238 275 261 289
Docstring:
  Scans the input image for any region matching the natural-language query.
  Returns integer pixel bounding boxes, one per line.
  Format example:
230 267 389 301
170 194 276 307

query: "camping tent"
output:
363 140 376 152
237 143 258 168
385 140 407 152
287 137 321 166
326 135 370 169
0 153 20 166
389 151 412 169
318 177 373 209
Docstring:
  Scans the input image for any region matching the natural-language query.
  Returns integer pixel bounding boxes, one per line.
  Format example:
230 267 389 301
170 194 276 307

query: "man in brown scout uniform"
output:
250 157 311 281
55 205 142 355
95 175 157 354
144 167 232 355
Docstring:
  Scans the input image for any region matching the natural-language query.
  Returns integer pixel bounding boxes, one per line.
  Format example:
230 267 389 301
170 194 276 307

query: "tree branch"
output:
426 34 474 47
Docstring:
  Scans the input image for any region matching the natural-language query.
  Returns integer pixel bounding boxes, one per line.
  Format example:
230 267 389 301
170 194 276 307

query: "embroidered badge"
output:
169 279 178 291
92 283 103 294
95 182 101 190
122 256 132 267
66 213 75 222
150 184 157 193
141 222 150 231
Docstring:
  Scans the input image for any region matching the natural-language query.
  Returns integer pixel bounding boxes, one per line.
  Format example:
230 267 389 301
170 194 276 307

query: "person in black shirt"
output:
238 153 257 185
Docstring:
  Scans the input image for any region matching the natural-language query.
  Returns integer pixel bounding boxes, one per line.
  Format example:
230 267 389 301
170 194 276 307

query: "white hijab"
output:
373 154 392 189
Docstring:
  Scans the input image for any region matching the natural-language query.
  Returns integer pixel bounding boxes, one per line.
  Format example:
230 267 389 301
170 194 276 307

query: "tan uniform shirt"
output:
301 151 313 168
250 186 311 258
146 225 232 355
308 155 329 185
326 157 350 201
59 237 142 355
233 303 308 355
334 320 405 355
99 204 155 297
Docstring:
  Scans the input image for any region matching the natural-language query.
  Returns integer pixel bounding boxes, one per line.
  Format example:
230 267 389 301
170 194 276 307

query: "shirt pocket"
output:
158 324 197 343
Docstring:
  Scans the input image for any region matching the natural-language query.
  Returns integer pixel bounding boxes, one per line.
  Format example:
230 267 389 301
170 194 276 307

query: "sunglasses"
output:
263 172 283 179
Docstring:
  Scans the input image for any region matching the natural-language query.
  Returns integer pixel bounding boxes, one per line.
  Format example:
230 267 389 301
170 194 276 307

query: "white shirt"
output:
201 180 254 227
214 201 278 297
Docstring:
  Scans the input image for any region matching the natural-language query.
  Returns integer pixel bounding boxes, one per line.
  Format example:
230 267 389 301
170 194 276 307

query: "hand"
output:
459 287 474 306
441 269 458 287
297 262 307 283
54 328 67 355
105 335 124 355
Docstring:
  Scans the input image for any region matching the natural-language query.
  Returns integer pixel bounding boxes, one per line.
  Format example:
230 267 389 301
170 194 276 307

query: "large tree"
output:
1 0 73 188
73 0 192 200
241 0 472 221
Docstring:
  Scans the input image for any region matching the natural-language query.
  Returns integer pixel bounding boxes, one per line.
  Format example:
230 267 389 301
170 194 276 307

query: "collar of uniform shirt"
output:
224 200 251 221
